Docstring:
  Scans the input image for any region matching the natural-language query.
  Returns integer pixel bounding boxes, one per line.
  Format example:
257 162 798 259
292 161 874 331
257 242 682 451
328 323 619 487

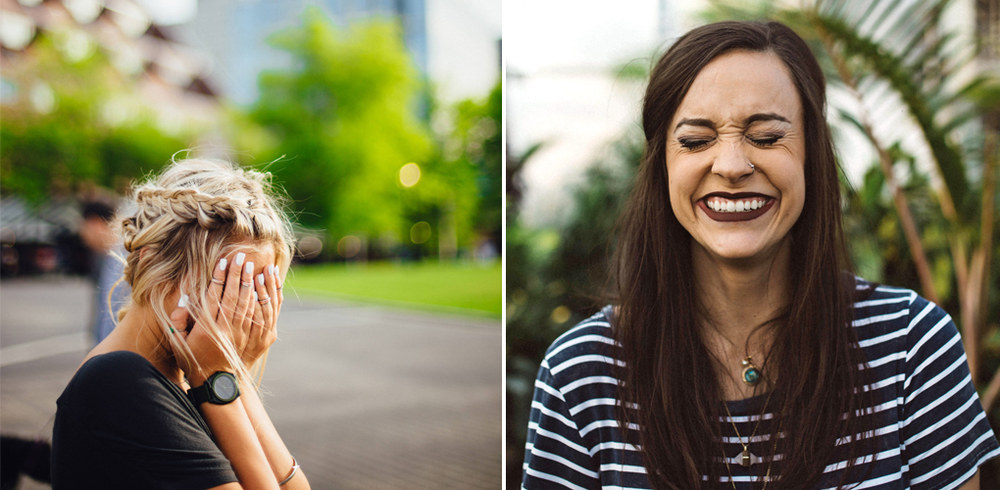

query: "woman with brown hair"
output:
521 21 998 489
52 158 309 489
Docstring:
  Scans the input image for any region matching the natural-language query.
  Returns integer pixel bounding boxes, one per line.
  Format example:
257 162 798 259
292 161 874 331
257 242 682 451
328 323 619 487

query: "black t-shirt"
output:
52 351 237 489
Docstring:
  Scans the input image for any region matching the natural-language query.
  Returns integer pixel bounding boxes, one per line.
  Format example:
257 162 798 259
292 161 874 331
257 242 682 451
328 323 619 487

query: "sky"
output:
505 0 689 227
154 0 499 105
135 0 197 25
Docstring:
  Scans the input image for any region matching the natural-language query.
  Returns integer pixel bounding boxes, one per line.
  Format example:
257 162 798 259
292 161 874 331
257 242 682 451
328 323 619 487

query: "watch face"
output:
212 373 238 402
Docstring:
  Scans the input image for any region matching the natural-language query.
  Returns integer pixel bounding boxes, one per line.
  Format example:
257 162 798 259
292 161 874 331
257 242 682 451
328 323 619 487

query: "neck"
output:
89 303 183 386
692 237 793 359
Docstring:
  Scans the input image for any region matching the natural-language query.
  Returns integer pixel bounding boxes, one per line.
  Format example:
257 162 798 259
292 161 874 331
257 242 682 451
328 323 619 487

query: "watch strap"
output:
188 382 214 405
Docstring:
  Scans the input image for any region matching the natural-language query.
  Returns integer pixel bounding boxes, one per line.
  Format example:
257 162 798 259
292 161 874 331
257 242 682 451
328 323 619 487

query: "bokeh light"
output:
336 235 361 258
409 221 431 244
399 162 421 187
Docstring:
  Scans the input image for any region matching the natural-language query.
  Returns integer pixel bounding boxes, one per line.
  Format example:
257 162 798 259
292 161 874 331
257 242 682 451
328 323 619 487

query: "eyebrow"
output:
674 112 791 131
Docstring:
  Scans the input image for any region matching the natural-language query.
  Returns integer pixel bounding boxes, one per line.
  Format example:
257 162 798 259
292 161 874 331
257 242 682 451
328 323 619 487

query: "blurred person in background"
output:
521 21 999 489
52 158 310 489
79 200 131 343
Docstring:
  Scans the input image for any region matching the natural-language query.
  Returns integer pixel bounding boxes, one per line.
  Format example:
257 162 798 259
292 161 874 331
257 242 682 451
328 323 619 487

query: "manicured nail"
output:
178 293 189 308
218 258 227 271
235 252 245 266
257 273 264 285
245 261 254 274
269 264 276 276
253 291 258 301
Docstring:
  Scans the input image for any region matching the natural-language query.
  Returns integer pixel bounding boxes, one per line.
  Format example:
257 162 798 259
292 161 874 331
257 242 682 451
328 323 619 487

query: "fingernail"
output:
178 293 189 308
253 291 258 301
245 261 254 274
257 273 264 285
218 258 227 271
235 252 245 266
268 264 276 276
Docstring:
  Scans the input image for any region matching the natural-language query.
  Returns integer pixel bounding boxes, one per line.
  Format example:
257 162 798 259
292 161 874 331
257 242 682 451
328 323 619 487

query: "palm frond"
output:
809 10 974 222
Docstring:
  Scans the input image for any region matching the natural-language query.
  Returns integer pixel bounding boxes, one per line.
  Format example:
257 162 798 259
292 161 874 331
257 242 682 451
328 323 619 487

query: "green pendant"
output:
741 357 761 386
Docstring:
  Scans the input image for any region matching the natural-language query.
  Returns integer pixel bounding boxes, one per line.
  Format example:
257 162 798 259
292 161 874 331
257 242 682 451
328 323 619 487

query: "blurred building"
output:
173 0 500 106
0 0 222 131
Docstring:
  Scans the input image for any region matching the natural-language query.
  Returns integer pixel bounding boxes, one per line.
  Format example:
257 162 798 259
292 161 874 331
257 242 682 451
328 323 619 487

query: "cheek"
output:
665 165 696 222
779 169 807 219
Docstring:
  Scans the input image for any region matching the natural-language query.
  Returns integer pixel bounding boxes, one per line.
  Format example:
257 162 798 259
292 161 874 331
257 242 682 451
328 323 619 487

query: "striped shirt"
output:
522 280 1000 489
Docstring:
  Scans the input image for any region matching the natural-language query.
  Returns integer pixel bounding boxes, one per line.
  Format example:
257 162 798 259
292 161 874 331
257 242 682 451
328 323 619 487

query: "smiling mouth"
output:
698 193 775 222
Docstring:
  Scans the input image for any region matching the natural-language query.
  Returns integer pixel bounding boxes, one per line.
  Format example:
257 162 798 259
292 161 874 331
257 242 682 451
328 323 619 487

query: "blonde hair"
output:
117 157 295 381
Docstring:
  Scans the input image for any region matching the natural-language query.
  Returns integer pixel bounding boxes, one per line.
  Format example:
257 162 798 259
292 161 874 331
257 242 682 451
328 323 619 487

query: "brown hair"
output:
613 21 875 488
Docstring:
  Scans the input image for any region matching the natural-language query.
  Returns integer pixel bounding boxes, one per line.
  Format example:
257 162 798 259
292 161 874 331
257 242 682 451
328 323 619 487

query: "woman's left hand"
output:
242 264 283 366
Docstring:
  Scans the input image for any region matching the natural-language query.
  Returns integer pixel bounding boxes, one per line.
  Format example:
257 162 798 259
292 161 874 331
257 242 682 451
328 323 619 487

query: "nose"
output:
711 140 754 182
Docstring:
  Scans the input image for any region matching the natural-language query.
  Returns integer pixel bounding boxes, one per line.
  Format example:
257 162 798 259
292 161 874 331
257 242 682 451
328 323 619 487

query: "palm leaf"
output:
808 9 974 222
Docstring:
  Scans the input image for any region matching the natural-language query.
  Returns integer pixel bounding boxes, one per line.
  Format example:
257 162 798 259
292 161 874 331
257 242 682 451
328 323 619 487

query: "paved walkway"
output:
0 276 502 489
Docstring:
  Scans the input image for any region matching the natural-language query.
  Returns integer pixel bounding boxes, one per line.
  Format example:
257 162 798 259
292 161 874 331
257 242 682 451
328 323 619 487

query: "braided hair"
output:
114 157 295 382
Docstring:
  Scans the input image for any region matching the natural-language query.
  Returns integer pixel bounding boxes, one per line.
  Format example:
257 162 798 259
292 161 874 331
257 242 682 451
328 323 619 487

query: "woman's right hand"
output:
169 253 257 385
243 264 283 367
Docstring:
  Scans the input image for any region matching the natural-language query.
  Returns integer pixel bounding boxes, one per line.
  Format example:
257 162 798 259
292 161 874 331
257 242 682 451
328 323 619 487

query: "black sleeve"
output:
53 351 238 489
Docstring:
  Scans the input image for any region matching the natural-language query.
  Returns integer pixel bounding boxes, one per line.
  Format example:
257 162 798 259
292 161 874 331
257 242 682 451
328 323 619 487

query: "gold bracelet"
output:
278 456 300 486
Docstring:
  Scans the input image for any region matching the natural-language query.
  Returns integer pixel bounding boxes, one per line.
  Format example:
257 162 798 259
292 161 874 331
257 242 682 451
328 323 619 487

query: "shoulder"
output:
849 277 952 343
544 307 616 365
58 350 190 428
67 351 164 398
540 306 619 390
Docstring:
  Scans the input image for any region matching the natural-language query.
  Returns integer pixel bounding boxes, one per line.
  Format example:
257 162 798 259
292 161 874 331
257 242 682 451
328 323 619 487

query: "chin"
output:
695 235 775 261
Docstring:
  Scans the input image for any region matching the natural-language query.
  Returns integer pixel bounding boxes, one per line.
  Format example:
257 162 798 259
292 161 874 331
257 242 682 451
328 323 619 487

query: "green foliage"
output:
287 260 501 316
465 82 503 243
244 9 432 247
400 80 501 258
505 131 643 484
239 9 498 259
0 33 188 202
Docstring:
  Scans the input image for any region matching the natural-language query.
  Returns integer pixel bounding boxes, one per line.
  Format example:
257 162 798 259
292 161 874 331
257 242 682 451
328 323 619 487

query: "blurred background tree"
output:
1 33 191 203
239 10 431 257
506 0 999 485
233 8 499 262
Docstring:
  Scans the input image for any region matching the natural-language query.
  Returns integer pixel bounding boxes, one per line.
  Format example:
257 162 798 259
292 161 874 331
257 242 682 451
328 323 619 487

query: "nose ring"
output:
747 161 756 174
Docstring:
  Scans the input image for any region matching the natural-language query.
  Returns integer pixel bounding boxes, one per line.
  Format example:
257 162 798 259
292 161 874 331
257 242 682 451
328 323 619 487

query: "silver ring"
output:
747 161 756 174
211 278 225 285
240 281 252 288
258 297 271 305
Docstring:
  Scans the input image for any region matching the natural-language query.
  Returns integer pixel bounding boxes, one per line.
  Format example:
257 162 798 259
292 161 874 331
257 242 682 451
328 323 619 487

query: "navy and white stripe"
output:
522 279 1000 489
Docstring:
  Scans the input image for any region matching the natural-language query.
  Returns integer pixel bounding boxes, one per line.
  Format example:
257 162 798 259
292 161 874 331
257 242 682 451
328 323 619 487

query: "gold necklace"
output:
721 390 777 489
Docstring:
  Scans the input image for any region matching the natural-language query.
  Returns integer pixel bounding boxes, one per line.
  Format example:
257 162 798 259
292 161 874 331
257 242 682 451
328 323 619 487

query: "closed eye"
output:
678 137 715 151
747 133 783 147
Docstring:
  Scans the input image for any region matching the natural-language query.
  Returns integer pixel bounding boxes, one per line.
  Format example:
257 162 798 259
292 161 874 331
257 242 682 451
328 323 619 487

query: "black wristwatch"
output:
188 371 240 405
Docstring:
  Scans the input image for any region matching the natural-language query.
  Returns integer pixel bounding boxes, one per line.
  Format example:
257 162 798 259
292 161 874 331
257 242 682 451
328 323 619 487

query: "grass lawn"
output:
285 260 501 317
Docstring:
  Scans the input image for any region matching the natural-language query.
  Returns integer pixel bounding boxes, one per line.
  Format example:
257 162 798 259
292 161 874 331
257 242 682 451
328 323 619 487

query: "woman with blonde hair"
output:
52 158 309 489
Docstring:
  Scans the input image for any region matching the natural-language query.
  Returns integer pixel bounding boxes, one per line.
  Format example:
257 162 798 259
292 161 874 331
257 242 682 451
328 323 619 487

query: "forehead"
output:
229 241 277 264
672 50 801 127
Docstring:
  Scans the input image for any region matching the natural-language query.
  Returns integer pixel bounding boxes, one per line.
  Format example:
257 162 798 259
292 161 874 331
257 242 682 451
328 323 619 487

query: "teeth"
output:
706 197 768 213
